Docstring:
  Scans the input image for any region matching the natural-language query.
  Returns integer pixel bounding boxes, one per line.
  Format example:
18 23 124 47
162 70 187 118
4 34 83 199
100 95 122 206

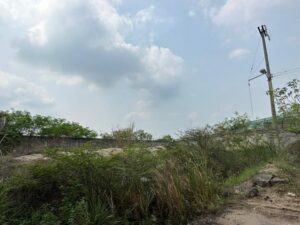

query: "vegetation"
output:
100 124 153 147
273 79 300 133
0 110 97 154
0 114 277 225
273 140 300 195
0 145 219 225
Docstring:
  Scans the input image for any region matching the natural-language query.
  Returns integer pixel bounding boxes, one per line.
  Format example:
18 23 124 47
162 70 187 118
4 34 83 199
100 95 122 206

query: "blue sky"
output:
0 0 299 137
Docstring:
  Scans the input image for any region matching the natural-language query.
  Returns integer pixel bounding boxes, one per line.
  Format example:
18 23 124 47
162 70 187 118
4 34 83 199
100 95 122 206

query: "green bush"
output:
0 144 221 225
180 114 276 178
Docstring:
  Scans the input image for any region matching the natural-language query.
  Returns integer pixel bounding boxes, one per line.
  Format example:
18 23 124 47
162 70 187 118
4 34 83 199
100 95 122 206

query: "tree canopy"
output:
273 79 300 133
1 110 97 138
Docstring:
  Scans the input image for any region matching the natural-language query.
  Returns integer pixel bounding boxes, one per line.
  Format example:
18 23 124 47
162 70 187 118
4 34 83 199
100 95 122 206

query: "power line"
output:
273 66 300 77
249 38 261 79
247 67 299 118
273 72 300 78
249 66 300 80
248 82 254 118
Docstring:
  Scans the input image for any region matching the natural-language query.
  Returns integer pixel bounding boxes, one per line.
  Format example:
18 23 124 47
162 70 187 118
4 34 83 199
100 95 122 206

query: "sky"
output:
0 0 300 137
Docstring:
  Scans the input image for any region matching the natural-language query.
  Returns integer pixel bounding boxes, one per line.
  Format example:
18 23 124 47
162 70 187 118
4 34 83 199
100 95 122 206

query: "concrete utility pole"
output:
258 25 277 129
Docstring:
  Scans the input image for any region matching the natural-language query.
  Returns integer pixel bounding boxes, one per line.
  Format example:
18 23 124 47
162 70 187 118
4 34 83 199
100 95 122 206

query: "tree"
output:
273 79 300 133
0 110 98 153
2 110 98 138
213 112 250 134
160 135 174 142
133 130 153 141
99 125 153 147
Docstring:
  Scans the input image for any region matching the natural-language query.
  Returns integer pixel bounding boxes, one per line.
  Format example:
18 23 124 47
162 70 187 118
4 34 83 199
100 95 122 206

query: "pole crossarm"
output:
248 73 265 83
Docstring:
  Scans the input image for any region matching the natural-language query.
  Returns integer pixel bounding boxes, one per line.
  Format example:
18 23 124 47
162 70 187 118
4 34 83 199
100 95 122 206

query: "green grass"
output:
0 156 20 181
272 140 300 194
0 145 221 225
273 156 300 195
224 163 265 187
0 132 277 225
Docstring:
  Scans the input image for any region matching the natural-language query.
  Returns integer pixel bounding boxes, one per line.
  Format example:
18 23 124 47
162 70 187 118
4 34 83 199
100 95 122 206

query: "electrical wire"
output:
247 38 262 118
248 82 254 119
247 66 300 119
249 38 261 79
273 72 300 78
273 66 300 77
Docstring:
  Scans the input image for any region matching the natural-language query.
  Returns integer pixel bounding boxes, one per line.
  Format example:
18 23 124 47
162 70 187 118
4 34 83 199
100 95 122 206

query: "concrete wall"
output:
10 130 300 156
255 130 300 149
12 136 167 156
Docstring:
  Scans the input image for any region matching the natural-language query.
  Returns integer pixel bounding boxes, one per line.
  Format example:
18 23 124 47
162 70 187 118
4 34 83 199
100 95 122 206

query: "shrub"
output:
180 114 276 178
0 144 220 225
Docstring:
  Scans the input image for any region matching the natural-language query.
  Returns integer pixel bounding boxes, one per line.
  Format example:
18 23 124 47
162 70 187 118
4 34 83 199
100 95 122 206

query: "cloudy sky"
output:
0 0 300 137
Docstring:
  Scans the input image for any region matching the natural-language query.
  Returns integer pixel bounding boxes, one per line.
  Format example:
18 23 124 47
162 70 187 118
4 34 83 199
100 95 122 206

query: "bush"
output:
180 114 276 178
0 144 221 225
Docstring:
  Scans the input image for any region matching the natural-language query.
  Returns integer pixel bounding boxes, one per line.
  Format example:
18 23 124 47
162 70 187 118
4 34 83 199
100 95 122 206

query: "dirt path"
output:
215 163 300 225
216 187 300 225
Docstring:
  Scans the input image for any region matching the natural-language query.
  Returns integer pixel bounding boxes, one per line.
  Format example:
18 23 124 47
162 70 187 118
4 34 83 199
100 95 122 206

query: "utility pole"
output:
258 25 277 129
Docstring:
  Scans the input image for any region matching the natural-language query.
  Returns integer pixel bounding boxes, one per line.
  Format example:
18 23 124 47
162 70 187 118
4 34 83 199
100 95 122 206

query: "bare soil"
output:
216 163 300 225
216 187 300 225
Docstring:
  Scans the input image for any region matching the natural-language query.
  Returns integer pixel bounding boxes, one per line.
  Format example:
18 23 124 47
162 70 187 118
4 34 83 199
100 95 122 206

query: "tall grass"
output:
0 144 221 225
0 117 276 224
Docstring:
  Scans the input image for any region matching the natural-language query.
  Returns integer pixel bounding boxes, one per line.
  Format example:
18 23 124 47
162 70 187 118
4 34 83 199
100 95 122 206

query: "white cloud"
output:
0 71 53 108
143 46 183 82
27 22 47 46
125 100 152 122
133 5 173 25
134 5 155 23
229 48 250 59
3 0 183 100
40 71 84 86
198 0 294 29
